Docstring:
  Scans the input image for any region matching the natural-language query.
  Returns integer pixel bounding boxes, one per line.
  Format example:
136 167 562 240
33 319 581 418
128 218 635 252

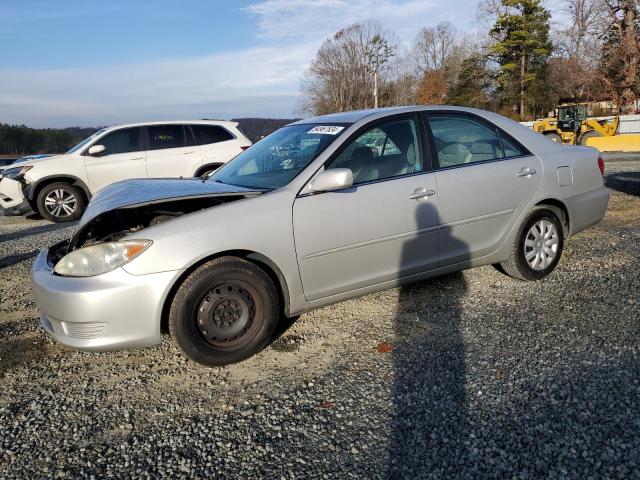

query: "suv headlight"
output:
54 240 152 277
1 165 32 181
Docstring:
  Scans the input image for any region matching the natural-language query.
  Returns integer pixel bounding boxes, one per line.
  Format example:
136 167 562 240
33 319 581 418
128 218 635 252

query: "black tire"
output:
198 164 223 178
499 209 564 281
579 130 602 146
36 182 86 223
169 256 280 366
544 132 562 143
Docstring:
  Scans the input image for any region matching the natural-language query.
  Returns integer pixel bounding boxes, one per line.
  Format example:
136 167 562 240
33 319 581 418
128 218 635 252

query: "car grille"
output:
61 321 108 339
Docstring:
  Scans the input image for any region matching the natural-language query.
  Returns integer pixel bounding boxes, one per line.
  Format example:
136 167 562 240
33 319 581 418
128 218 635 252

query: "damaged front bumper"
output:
31 242 183 351
0 177 31 213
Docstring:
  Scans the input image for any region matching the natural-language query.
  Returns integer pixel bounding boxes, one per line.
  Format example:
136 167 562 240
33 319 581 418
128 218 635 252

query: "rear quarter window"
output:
191 125 234 145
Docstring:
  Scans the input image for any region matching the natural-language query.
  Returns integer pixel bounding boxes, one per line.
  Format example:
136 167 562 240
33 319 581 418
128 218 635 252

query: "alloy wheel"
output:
524 219 559 271
44 188 77 218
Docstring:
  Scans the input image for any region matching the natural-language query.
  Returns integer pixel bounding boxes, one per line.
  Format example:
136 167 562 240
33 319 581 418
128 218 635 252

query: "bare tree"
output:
601 0 640 112
414 22 458 72
412 22 463 103
364 34 395 108
550 0 607 102
300 22 396 115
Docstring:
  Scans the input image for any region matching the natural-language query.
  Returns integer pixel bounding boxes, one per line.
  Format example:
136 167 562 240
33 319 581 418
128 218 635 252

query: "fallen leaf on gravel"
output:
377 342 392 353
318 401 335 409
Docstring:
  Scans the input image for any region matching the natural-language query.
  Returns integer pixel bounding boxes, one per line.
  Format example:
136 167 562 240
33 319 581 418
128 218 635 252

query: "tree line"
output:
301 0 640 120
0 124 99 156
0 119 298 156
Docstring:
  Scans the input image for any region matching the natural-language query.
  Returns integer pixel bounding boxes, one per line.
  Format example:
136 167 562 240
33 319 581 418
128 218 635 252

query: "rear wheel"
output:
169 257 280 366
499 209 564 281
36 182 85 223
579 130 602 146
544 132 562 143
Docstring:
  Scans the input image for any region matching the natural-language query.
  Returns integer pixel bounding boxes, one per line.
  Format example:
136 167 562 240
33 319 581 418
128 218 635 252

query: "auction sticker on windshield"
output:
307 126 345 135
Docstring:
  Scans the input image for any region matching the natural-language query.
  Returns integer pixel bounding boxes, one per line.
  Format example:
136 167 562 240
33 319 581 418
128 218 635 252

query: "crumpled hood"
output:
79 177 262 227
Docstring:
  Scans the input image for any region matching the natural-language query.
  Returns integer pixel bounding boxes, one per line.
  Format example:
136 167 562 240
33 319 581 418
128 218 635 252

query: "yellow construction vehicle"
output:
533 104 619 145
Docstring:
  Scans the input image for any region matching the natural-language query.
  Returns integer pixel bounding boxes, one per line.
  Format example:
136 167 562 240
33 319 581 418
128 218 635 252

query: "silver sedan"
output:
31 106 609 365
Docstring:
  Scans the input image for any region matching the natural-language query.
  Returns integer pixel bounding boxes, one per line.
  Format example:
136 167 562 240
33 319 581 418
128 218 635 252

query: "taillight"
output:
240 146 250 151
597 156 605 176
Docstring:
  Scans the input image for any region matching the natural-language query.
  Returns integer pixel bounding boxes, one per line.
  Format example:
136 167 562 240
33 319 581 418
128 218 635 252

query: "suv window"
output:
191 125 234 145
148 124 187 150
427 114 505 167
96 127 142 155
327 118 422 185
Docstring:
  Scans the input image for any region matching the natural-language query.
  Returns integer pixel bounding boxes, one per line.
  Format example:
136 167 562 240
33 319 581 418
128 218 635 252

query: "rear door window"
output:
426 114 505 168
148 124 187 150
96 127 143 155
191 125 234 145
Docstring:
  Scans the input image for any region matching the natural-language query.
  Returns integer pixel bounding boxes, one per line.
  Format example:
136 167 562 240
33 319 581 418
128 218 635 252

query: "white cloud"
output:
0 0 481 127
0 43 317 127
245 0 478 42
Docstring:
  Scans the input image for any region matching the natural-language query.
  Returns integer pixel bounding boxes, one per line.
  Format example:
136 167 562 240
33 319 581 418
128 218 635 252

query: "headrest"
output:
441 143 469 155
470 141 497 155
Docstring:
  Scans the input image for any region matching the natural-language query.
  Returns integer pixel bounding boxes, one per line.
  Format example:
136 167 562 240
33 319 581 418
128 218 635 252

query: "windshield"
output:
211 124 347 189
66 128 107 154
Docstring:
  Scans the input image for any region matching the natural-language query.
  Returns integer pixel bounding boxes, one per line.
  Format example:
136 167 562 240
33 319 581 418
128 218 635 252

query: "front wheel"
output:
499 209 564 281
169 257 280 366
36 182 86 223
544 132 562 143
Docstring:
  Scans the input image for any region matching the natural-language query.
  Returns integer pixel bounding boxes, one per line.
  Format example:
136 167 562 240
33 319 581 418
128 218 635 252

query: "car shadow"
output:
389 201 470 476
605 171 640 197
0 250 39 269
0 222 71 244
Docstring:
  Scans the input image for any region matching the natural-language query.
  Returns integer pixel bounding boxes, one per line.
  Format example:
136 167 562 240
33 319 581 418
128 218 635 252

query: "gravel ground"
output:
1 161 639 479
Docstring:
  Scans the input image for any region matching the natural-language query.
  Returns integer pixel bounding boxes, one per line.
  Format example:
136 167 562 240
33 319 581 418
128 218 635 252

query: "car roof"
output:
102 120 239 132
288 105 501 126
290 107 408 125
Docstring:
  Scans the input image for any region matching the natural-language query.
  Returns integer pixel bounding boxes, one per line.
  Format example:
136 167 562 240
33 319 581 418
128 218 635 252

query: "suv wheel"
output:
169 257 280 366
499 208 564 281
36 182 86 223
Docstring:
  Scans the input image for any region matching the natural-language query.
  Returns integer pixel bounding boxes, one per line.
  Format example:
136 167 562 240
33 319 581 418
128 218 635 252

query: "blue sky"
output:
0 0 480 127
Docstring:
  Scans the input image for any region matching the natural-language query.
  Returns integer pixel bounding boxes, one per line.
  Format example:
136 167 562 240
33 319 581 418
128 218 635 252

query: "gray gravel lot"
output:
1 161 639 479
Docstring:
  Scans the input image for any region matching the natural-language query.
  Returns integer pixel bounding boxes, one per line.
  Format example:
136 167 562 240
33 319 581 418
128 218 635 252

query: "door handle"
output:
183 151 195 155
409 188 436 200
517 167 537 177
129 156 144 161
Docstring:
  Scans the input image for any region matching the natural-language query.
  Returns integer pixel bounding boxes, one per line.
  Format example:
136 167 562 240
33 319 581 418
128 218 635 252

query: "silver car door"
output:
293 115 439 302
424 112 543 266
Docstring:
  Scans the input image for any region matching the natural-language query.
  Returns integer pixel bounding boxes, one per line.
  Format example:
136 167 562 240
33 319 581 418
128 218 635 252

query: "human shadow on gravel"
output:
389 201 470 477
605 171 640 197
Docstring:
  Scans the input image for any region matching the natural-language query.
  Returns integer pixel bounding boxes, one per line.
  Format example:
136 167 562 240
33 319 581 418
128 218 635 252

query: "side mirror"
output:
87 144 105 156
309 168 353 193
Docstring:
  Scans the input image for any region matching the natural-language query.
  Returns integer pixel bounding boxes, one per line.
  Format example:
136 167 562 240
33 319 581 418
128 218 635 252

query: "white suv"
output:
0 120 251 222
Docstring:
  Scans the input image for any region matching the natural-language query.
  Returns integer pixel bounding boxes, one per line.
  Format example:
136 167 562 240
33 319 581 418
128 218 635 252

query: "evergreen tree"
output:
450 54 494 109
490 0 553 119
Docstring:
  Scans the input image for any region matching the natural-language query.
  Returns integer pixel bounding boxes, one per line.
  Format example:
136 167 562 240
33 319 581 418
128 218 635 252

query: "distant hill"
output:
233 118 299 142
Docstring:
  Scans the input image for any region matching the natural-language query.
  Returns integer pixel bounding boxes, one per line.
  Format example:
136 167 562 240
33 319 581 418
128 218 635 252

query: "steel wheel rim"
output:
524 219 559 271
44 189 77 217
195 281 261 348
